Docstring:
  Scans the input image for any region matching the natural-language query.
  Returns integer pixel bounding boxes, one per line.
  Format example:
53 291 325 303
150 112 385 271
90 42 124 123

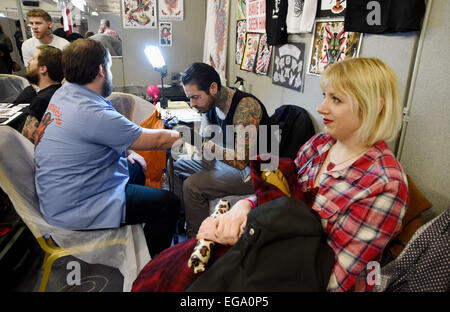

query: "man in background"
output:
14 19 31 60
52 16 67 40
98 19 122 42
21 9 69 64
16 45 63 143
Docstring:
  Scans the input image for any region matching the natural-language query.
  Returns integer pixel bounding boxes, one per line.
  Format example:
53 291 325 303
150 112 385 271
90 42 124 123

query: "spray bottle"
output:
235 76 245 92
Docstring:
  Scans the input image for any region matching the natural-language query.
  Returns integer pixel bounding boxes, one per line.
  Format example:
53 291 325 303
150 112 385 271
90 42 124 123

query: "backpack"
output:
270 105 315 159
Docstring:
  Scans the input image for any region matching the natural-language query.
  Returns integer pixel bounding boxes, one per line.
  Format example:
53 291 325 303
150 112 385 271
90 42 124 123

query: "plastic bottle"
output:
235 76 245 91
161 168 169 190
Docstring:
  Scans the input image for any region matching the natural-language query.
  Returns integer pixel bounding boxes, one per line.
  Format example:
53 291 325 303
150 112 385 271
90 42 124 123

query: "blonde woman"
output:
132 57 409 292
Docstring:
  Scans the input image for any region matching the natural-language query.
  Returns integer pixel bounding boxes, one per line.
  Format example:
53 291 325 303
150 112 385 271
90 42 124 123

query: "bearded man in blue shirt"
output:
34 39 182 257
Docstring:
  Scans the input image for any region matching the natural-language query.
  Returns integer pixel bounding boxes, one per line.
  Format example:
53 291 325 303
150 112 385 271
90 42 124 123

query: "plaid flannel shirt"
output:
295 133 409 292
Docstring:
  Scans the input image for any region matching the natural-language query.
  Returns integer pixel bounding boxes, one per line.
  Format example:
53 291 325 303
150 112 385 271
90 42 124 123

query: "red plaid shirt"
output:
295 133 409 292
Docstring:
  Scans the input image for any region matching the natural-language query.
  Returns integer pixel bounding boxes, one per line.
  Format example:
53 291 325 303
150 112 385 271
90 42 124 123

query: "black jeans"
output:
123 161 180 257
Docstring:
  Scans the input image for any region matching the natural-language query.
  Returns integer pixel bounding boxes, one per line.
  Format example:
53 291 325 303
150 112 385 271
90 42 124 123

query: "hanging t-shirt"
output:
344 0 426 34
266 0 289 45
286 0 318 34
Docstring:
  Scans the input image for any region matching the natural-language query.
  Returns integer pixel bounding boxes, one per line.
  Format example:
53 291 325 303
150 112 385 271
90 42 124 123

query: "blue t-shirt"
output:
34 82 142 230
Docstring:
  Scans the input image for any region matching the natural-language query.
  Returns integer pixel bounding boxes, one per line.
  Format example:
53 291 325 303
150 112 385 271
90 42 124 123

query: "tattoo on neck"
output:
215 87 230 111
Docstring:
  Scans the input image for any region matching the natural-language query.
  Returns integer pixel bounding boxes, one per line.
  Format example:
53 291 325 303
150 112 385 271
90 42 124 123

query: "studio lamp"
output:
144 45 168 108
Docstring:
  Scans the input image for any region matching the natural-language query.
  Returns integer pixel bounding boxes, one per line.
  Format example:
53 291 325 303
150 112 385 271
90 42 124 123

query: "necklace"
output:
326 146 368 171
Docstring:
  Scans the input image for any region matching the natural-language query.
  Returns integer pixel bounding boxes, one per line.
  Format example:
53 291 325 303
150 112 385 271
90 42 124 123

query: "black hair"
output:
181 62 222 93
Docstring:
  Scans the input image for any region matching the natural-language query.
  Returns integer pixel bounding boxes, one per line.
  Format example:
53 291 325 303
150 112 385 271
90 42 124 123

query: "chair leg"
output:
39 252 61 292
41 252 50 270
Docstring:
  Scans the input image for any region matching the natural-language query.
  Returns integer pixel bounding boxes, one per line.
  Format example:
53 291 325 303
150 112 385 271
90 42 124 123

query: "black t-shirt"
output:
266 0 288 45
344 0 426 33
53 28 68 40
13 85 37 105
27 84 61 121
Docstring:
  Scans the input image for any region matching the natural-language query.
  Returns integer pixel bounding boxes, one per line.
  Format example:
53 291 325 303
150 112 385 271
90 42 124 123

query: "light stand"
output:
157 65 168 109
144 45 168 108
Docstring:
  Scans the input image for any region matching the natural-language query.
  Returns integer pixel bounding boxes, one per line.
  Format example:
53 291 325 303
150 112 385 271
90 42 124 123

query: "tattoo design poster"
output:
316 0 346 18
255 34 272 75
308 19 362 76
246 0 266 33
159 22 172 46
241 33 261 72
236 19 247 65
237 0 247 20
122 0 157 29
272 43 305 92
203 0 230 81
159 0 184 21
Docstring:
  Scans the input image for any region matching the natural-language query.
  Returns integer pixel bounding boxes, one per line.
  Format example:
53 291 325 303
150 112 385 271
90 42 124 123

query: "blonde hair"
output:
320 57 402 146
27 9 52 22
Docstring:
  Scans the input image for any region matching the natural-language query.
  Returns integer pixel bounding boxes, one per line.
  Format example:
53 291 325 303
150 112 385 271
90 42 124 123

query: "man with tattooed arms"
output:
16 45 63 144
174 62 271 237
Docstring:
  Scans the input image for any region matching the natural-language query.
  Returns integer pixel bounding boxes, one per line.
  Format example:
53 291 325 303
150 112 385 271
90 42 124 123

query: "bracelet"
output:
240 198 256 209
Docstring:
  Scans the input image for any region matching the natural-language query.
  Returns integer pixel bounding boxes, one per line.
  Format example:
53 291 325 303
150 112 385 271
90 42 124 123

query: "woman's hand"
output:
196 199 252 245
127 150 147 173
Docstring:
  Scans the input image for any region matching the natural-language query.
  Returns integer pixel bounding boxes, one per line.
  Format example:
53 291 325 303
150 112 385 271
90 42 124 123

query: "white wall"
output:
399 0 450 222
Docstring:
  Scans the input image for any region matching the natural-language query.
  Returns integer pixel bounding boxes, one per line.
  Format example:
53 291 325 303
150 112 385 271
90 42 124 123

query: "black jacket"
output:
187 196 335 292
270 105 315 159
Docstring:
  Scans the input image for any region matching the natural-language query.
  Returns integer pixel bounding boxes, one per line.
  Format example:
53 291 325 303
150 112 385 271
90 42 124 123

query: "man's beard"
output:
25 67 39 85
101 75 113 97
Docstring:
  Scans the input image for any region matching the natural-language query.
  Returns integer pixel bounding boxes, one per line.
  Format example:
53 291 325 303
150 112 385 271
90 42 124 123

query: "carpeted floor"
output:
11 233 187 292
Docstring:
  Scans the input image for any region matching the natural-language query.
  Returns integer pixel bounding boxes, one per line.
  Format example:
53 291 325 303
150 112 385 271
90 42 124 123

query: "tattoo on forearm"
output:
21 115 39 144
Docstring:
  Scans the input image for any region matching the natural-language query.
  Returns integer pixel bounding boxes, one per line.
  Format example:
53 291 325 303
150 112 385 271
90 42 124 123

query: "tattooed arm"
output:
204 97 262 170
21 114 40 144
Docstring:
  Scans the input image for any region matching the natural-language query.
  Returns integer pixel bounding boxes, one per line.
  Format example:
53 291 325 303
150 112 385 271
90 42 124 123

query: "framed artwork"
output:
240 33 261 72
316 0 346 18
237 0 247 20
255 34 272 75
236 20 247 65
307 19 362 76
122 0 157 29
246 0 266 33
159 22 172 46
159 0 184 21
272 43 306 92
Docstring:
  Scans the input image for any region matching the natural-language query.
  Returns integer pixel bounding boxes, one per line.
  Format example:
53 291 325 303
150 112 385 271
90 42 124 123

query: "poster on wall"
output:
246 0 266 33
241 33 261 72
272 43 306 92
203 0 230 81
159 0 184 21
237 0 247 20
316 0 346 18
159 22 172 46
308 19 362 76
122 0 157 29
236 20 247 65
255 34 272 75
